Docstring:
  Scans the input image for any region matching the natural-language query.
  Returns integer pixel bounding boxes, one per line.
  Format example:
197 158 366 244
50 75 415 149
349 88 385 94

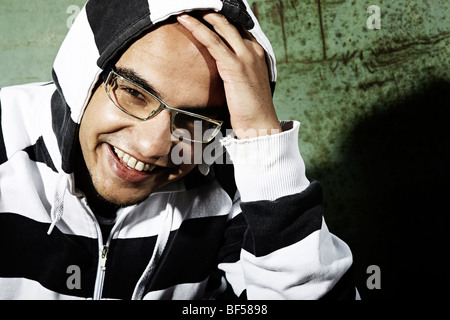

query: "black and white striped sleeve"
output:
219 120 357 300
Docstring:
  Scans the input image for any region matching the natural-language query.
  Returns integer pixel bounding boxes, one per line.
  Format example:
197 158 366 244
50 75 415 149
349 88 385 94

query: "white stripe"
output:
115 180 232 239
218 260 245 296
0 152 96 239
142 278 209 299
148 0 223 25
0 278 88 300
222 121 309 202
0 83 56 159
1 160 232 239
53 6 101 124
240 218 353 299
0 153 55 224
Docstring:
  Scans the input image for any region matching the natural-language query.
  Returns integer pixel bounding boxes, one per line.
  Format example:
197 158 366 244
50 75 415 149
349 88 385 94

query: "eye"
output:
119 85 146 100
115 85 149 109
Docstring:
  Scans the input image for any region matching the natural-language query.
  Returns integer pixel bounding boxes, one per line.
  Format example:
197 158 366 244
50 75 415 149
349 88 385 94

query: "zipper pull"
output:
100 245 109 271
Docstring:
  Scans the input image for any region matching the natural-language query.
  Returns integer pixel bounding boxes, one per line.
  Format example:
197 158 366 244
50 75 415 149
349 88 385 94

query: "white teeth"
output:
135 161 145 171
113 147 156 172
115 148 125 158
127 157 137 168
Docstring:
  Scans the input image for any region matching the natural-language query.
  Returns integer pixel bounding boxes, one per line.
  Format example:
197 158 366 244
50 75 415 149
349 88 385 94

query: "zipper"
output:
99 245 109 271
93 244 109 300
92 215 128 300
92 223 123 300
82 198 133 300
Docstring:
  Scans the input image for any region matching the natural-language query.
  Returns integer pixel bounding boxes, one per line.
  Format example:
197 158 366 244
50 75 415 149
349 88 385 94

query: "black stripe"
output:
1 212 233 299
183 163 237 199
86 0 258 69
23 136 58 172
215 275 245 300
241 181 324 257
218 213 246 264
184 165 216 191
0 212 98 298
270 81 276 95
221 0 255 30
104 217 230 299
51 70 78 173
211 162 237 200
0 90 7 165
142 215 229 298
101 235 156 299
86 0 152 69
103 215 230 299
239 289 247 299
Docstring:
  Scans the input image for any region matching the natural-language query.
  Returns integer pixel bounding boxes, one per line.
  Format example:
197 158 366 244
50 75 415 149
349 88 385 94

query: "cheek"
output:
166 162 197 184
79 86 125 149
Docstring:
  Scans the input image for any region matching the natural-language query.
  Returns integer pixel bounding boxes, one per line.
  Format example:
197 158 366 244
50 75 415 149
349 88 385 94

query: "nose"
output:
130 111 173 159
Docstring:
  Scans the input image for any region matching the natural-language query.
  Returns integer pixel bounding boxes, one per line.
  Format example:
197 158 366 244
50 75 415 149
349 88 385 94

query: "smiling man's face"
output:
76 21 226 207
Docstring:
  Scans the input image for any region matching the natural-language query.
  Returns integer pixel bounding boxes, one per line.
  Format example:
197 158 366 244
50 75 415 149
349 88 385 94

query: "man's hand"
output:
177 12 281 139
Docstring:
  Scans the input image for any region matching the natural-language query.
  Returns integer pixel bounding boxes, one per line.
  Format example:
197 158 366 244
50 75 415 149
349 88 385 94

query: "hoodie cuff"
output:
221 121 310 202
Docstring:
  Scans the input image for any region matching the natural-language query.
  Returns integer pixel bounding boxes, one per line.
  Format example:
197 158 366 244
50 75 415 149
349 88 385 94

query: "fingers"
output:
203 13 267 60
177 13 233 63
176 12 279 137
176 12 263 60
200 12 251 54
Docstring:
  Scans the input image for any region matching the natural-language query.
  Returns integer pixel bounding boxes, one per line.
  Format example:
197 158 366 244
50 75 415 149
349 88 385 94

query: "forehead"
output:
114 22 224 108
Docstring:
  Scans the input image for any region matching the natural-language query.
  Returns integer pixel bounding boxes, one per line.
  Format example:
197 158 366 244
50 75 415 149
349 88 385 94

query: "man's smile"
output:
75 20 223 207
106 144 160 183
113 145 157 172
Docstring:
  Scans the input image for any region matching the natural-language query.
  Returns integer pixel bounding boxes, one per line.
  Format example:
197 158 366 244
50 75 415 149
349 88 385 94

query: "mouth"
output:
106 144 161 183
112 146 157 173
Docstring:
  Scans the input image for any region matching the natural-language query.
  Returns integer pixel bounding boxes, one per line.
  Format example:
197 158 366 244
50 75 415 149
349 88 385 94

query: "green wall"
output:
1 0 449 300
0 0 87 85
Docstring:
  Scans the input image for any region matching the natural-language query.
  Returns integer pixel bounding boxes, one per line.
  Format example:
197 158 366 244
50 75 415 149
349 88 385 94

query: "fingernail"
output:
177 13 190 22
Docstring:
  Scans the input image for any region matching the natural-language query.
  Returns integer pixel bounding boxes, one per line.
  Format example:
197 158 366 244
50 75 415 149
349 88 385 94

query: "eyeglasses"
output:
104 70 224 143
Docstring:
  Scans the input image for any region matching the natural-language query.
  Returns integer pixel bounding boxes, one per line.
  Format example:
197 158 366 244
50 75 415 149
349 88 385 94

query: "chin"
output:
90 165 194 208
92 181 154 208
113 194 150 207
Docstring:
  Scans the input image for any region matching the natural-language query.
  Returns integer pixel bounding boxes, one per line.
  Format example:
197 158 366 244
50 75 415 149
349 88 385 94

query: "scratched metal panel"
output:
248 0 450 300
250 0 450 163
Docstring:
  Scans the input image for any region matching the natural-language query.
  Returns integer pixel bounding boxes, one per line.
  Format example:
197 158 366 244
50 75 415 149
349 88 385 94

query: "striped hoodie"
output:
0 0 357 300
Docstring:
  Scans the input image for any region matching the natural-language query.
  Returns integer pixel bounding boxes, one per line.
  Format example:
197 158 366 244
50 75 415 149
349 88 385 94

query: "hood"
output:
51 0 277 174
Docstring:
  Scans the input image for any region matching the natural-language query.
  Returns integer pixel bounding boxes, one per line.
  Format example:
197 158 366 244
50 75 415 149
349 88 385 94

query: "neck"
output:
73 147 119 219
85 190 120 219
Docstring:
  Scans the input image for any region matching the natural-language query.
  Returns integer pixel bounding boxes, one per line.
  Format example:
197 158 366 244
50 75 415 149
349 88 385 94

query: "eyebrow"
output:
115 67 164 100
114 66 226 116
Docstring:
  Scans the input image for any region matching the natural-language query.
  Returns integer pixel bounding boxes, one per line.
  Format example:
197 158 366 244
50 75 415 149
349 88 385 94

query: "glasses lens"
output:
108 74 161 119
106 72 223 143
172 113 221 143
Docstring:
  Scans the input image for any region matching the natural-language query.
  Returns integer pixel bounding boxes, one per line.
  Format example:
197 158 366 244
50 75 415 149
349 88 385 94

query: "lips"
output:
113 146 157 172
106 144 158 183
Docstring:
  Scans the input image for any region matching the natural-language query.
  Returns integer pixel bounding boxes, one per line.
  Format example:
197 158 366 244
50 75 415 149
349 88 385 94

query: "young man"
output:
0 0 357 299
